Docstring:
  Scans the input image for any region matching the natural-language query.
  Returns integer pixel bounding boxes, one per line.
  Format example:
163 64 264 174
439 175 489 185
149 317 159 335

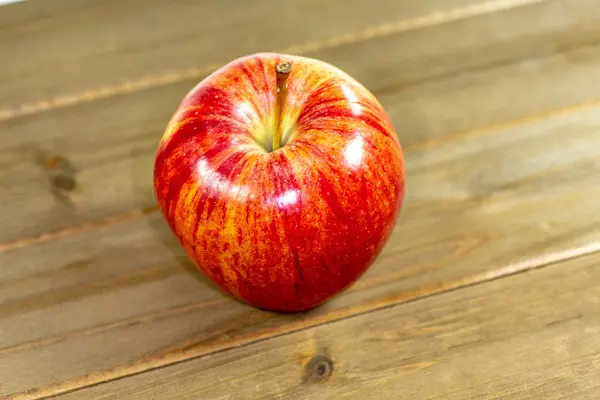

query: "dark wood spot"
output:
39 154 77 193
51 174 76 191
302 354 333 384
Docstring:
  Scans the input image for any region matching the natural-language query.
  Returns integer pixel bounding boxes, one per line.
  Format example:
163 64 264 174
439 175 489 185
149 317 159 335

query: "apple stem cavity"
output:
273 61 292 152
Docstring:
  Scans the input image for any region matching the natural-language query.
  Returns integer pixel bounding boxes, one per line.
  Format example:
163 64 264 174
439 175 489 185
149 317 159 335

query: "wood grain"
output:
0 0 487 114
2 0 600 398
3 92 600 398
52 252 600 399
2 0 600 244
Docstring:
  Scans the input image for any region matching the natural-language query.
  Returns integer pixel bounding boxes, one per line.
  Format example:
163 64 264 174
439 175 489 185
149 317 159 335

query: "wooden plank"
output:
52 252 600 399
3 94 600 398
2 0 600 244
3 0 600 396
0 0 486 112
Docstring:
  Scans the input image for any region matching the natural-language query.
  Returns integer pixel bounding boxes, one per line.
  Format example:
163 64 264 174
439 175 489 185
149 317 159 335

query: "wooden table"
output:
2 0 600 398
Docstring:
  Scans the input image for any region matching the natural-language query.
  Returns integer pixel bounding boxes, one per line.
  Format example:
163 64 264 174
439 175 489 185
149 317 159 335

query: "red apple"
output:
154 53 405 312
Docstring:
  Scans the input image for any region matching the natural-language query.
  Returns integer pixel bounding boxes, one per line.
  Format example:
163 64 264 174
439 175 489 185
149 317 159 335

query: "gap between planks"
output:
0 0 550 122
9 240 600 400
1 94 600 256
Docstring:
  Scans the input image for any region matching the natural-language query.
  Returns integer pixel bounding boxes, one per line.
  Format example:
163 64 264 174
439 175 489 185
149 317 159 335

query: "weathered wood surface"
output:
0 0 486 117
1 0 600 398
55 252 600 400
2 0 600 244
4 76 600 398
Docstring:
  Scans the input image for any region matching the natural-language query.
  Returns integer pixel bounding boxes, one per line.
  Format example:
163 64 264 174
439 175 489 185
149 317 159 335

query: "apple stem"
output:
273 61 292 152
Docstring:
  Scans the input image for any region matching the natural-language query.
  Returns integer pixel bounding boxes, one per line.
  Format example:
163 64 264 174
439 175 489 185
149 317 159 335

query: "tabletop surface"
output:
1 0 600 398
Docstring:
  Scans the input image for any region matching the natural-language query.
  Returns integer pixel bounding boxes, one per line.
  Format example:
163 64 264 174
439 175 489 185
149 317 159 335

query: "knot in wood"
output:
303 354 333 383
43 155 76 192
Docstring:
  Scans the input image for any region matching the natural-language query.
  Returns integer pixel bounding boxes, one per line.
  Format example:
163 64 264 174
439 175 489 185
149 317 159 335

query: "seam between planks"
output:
8 241 600 400
0 0 551 123
1 94 600 256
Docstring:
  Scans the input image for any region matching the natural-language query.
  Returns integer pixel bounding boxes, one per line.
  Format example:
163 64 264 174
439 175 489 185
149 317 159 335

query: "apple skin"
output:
154 52 405 312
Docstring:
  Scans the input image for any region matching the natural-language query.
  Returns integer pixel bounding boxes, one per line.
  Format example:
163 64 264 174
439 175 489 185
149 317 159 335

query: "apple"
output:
154 52 405 312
